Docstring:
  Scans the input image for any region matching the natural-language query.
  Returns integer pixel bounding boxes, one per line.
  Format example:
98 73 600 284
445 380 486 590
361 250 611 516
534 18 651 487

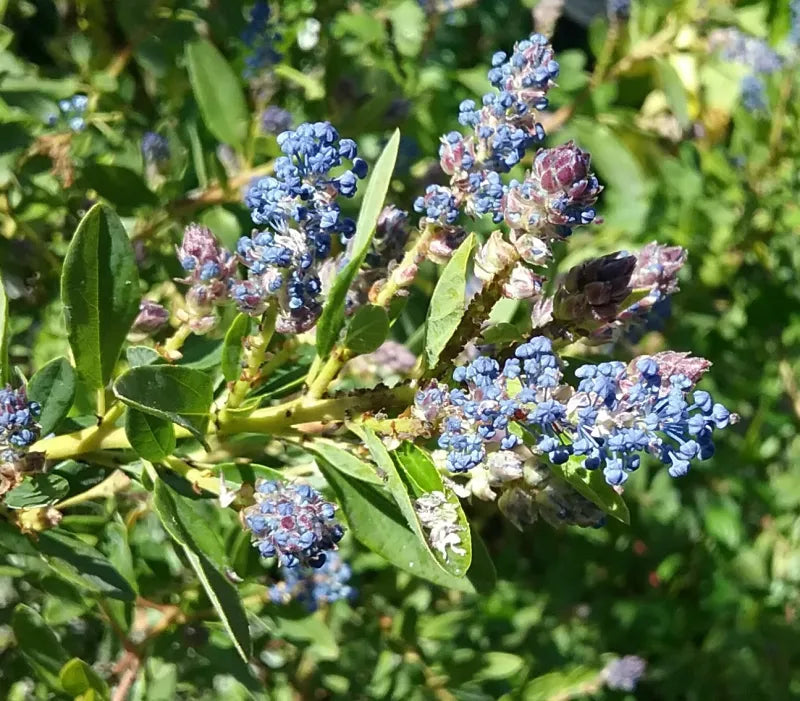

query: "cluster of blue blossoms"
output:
0 386 41 463
268 552 356 610
47 94 88 132
243 480 344 568
242 1 282 76
141 131 170 165
416 337 735 487
234 122 368 332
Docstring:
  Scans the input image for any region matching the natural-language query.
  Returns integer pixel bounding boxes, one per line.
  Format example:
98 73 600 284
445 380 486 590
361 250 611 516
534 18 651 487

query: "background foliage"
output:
1 0 799 698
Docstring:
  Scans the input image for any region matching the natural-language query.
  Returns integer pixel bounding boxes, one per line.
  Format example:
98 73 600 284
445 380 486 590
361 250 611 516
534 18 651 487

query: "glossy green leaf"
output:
393 441 472 575
113 365 213 443
424 233 475 367
221 313 251 382
316 129 400 356
61 204 141 390
12 604 69 690
27 357 76 435
125 408 176 461
152 479 251 662
37 529 136 601
186 39 249 149
304 440 383 485
344 305 390 355
318 460 477 593
549 456 631 524
59 657 110 699
126 345 162 367
349 424 471 579
0 268 8 385
5 473 69 509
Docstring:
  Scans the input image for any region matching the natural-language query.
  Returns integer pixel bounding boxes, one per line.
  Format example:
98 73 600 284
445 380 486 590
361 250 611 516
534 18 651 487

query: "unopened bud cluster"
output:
0 386 42 498
268 551 355 610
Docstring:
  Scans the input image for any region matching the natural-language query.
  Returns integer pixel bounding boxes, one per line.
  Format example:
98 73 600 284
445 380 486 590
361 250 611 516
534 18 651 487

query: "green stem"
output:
162 324 192 358
306 347 352 400
225 306 277 410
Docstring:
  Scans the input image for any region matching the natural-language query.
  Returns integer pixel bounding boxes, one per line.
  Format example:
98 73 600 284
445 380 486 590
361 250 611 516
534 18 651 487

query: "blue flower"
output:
0 386 41 458
141 132 170 164
268 551 356 610
243 480 344 568
242 1 282 76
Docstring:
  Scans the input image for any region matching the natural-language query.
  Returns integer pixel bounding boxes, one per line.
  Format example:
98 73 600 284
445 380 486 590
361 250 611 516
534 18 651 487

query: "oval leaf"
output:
5 473 69 509
59 657 110 699
152 479 252 662
344 305 390 355
12 604 69 690
424 233 475 367
61 204 141 390
221 313 251 382
125 408 176 461
113 365 213 443
549 455 631 524
316 129 400 356
27 357 76 435
186 39 249 149
305 440 383 485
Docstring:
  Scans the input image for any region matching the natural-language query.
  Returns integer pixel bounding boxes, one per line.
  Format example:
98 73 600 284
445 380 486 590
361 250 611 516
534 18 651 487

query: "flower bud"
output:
474 231 516 281
177 224 238 285
427 225 467 265
132 300 170 334
502 263 541 299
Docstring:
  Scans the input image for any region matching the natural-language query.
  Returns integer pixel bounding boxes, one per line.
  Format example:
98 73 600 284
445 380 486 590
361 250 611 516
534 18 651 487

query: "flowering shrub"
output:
1 1 799 698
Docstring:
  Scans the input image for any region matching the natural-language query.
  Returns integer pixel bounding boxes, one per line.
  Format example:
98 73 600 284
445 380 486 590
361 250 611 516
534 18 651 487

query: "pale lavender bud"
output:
474 230 517 281
509 232 550 265
132 300 170 334
629 242 686 296
428 226 467 265
177 224 238 285
502 264 541 300
630 351 711 387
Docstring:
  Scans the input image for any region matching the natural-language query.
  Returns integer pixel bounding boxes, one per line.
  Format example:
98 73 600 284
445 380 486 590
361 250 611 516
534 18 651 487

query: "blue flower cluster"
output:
242 1 282 76
47 94 88 132
417 34 559 227
141 132 170 164
416 337 735 487
602 655 647 692
243 480 344 568
0 386 41 461
236 122 368 332
268 552 355 610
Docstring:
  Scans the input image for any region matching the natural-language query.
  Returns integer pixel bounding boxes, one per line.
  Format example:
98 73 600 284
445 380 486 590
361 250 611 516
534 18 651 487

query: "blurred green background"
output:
1 0 799 698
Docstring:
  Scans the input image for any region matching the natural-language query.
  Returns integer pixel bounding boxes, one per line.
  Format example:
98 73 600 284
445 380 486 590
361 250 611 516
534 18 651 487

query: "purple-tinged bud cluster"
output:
132 300 170 335
416 337 736 487
260 105 293 135
242 1 282 76
0 386 41 461
366 206 411 269
346 340 417 382
602 655 647 692
177 224 238 329
47 94 88 132
504 141 602 239
243 480 344 568
141 132 170 164
237 122 368 332
268 551 355 610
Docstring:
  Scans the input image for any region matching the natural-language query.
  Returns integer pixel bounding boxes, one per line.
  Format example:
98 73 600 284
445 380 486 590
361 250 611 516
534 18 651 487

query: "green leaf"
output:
113 365 213 443
152 479 251 662
424 233 475 367
186 39 249 149
475 652 525 682
59 658 110 699
5 473 69 509
318 461 478 593
0 268 8 385
221 313 250 382
522 664 602 699
126 345 162 367
78 164 157 214
12 604 69 690
37 529 136 601
304 440 383 485
392 442 472 575
549 456 630 524
344 305 390 355
348 424 470 579
27 357 76 435
656 58 690 129
125 408 176 461
316 130 400 356
389 0 426 57
61 204 141 390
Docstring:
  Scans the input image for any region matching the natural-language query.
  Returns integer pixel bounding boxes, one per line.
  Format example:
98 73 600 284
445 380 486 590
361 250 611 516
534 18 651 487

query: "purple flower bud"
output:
474 231 517 281
132 300 170 334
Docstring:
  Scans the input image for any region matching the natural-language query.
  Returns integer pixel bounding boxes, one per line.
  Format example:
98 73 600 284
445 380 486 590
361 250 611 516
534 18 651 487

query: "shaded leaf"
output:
221 313 250 382
125 408 176 461
345 305 390 355
61 204 141 390
59 657 110 699
5 473 69 509
27 357 76 435
12 604 69 690
550 456 631 524
304 441 383 485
